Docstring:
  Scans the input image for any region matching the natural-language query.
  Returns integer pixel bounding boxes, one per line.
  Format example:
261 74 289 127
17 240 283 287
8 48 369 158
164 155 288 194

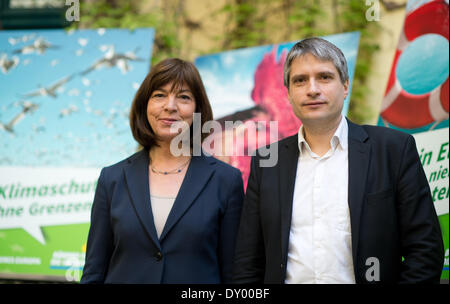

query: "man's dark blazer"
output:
81 149 244 284
233 119 444 284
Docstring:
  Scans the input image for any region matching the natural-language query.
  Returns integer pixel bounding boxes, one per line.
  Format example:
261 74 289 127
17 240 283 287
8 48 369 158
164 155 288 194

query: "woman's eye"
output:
178 95 192 101
152 93 164 98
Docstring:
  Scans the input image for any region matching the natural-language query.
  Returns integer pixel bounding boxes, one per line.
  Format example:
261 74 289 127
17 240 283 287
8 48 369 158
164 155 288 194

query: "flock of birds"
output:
0 30 148 166
0 32 145 134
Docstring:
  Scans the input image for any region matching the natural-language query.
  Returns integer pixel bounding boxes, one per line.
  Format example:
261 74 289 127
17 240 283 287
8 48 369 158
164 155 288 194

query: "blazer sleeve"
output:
396 135 444 283
218 168 244 283
80 168 114 284
232 154 266 283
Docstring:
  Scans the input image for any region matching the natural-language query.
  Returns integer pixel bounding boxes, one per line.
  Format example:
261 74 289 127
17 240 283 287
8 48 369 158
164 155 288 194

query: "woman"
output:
80 58 244 283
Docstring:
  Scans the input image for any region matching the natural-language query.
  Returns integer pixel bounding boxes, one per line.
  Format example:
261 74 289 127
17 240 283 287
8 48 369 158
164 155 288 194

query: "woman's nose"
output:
164 95 177 111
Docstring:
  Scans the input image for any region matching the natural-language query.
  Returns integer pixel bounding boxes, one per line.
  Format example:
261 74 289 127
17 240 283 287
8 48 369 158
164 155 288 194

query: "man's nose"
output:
307 79 320 97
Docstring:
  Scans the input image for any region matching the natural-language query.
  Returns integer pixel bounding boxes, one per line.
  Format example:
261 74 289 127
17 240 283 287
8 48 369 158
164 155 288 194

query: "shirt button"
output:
154 251 163 261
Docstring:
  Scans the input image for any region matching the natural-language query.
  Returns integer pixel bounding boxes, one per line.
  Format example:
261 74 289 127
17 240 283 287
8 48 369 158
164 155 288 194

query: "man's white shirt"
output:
285 116 356 284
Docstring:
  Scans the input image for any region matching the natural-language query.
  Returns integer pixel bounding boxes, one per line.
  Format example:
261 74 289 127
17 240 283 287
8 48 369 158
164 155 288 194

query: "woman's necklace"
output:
150 158 190 175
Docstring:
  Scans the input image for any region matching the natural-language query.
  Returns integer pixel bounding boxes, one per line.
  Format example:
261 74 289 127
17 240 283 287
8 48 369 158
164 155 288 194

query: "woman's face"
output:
147 82 196 144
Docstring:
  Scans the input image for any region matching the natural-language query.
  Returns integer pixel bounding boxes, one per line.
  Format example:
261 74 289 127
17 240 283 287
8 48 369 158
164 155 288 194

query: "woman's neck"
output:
149 142 190 166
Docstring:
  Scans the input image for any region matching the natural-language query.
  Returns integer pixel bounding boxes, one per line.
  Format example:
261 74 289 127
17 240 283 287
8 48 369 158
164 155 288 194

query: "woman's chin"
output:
155 132 188 145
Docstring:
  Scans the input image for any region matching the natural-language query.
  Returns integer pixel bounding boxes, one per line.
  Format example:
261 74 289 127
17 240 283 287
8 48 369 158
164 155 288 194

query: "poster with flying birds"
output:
0 28 154 281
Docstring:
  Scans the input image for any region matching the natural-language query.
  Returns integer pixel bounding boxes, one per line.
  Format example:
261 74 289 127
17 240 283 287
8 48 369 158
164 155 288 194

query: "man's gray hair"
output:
283 37 349 89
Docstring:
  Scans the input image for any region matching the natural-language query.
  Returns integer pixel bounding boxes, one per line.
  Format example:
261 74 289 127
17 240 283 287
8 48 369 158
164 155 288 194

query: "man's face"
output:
287 53 349 126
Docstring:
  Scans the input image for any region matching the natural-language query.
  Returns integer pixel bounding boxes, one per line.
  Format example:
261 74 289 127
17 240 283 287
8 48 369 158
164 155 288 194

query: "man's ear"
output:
343 79 349 99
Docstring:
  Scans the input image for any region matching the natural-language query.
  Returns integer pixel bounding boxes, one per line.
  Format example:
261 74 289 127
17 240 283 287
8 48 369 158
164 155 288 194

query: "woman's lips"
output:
159 118 179 125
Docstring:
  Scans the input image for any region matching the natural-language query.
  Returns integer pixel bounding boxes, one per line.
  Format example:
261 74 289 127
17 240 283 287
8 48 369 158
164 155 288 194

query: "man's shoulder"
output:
256 133 297 154
277 133 298 146
252 134 297 170
361 124 411 140
348 120 412 144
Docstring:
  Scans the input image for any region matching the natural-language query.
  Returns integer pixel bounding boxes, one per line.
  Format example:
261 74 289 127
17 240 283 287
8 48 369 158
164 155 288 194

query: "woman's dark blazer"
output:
80 149 244 283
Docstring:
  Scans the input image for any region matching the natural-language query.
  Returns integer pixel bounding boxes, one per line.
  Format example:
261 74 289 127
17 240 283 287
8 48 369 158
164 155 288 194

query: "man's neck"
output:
302 116 342 157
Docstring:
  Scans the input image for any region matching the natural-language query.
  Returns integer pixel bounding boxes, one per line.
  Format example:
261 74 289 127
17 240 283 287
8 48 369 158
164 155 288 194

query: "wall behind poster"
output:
377 0 449 279
194 32 360 189
0 28 154 281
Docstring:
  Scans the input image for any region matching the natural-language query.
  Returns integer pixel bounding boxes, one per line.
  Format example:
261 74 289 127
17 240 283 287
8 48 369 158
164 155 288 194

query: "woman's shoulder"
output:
201 154 242 179
102 149 146 173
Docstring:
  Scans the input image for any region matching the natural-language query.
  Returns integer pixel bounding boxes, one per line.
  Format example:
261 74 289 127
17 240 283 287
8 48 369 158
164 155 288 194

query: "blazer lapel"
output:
159 154 216 241
347 119 371 268
279 134 300 263
123 149 161 250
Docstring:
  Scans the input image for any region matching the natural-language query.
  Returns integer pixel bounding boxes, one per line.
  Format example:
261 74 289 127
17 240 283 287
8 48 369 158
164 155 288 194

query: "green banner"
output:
0 27 154 281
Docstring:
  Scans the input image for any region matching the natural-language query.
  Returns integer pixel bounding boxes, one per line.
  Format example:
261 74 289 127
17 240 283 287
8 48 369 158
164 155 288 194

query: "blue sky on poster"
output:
195 31 360 119
0 28 154 167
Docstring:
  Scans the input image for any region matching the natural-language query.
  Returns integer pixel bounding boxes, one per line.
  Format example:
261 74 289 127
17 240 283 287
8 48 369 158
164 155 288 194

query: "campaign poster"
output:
0 28 154 281
194 31 360 188
377 0 449 279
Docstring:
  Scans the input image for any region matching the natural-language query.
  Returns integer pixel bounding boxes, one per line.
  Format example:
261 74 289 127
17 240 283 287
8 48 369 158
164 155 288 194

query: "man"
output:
232 38 444 284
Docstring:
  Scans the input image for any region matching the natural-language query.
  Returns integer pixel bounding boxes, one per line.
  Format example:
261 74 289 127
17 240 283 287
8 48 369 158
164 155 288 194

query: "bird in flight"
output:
8 33 37 46
59 104 79 118
22 75 73 99
0 54 19 74
0 101 39 133
80 46 145 75
12 37 58 55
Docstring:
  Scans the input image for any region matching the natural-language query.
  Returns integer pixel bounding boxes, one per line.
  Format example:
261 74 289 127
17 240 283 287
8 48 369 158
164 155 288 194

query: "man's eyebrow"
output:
317 71 336 76
290 74 307 81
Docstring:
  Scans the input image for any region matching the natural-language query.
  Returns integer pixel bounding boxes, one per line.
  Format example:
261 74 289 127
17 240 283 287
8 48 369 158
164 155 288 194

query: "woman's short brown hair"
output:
129 58 213 151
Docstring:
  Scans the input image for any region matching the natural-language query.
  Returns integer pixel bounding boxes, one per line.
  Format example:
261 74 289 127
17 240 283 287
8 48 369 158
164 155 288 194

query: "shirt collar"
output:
297 116 348 157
